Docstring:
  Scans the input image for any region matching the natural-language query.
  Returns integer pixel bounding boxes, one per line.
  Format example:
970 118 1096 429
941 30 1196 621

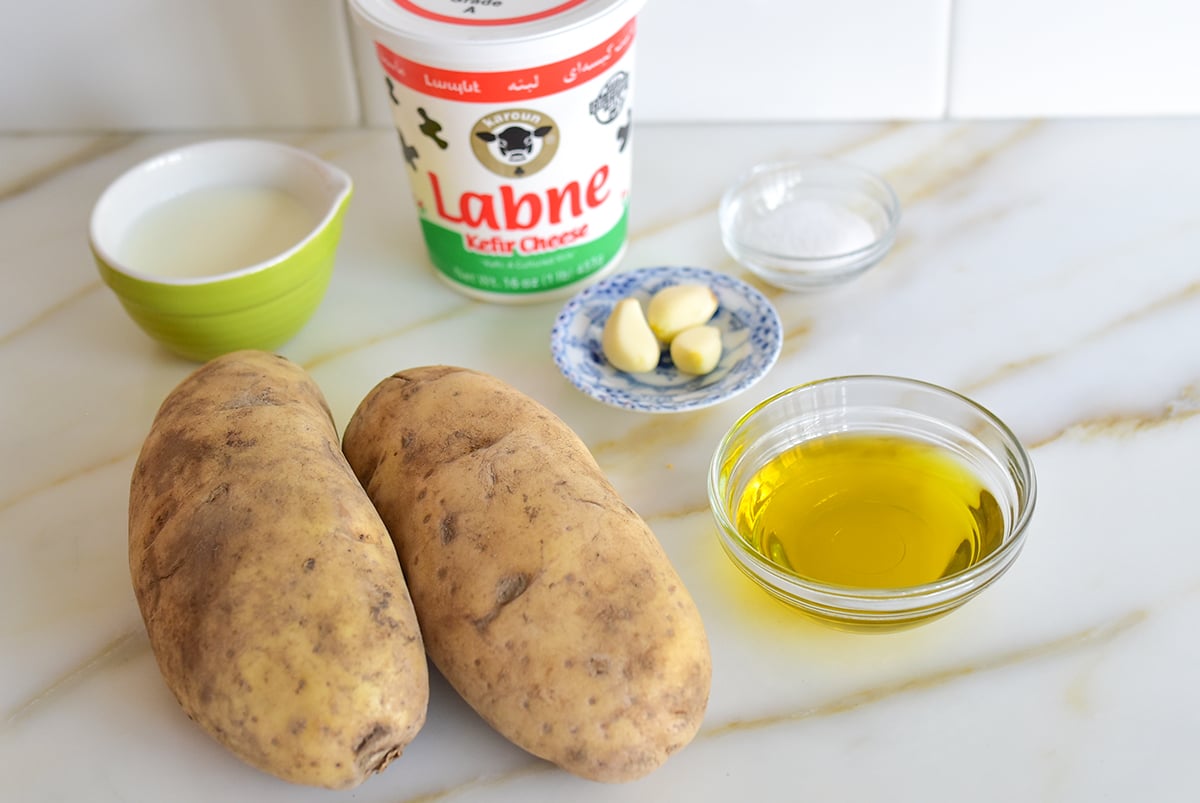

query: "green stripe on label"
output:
419 208 628 295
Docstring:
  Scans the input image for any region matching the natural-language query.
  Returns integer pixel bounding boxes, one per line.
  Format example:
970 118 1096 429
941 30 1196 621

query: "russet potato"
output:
342 366 711 782
128 350 428 790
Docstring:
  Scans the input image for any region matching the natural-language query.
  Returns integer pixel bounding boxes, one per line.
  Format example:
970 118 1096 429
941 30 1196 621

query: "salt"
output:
741 198 877 261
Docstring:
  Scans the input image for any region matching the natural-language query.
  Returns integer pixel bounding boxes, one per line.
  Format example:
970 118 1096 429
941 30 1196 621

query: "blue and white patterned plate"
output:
550 266 783 413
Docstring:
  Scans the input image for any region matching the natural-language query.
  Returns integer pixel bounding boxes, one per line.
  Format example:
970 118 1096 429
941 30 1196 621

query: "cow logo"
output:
589 72 629 124
470 109 559 178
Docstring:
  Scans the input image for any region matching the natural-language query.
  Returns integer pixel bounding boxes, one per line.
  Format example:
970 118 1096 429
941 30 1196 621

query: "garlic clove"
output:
646 284 719 344
669 325 723 376
602 298 661 373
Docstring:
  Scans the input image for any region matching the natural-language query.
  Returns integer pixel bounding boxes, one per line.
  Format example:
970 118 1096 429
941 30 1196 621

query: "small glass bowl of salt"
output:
719 160 900 290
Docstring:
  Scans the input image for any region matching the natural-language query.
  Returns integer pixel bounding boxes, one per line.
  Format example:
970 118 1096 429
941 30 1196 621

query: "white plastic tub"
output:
350 0 648 303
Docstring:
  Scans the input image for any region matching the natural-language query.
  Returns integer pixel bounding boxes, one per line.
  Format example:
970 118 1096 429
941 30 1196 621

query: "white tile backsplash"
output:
348 10 394 132
633 0 952 122
0 0 359 131
2 0 1200 132
950 0 1200 118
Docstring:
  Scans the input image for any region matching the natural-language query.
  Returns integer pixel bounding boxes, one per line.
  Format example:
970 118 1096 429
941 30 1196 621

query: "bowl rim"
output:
707 374 1038 609
718 158 902 265
89 137 353 288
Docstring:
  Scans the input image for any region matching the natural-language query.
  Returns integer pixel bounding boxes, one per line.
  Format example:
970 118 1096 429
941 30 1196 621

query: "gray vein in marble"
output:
0 279 101 346
0 134 135 203
962 276 1200 442
590 407 719 462
0 448 134 516
1027 384 1200 450
3 628 146 725
300 300 477 371
820 121 911 162
373 605 1148 802
390 764 557 803
701 607 1147 740
889 121 1043 205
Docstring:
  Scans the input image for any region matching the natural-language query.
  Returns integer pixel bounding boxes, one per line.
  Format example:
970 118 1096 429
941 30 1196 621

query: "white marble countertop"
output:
4 121 1200 801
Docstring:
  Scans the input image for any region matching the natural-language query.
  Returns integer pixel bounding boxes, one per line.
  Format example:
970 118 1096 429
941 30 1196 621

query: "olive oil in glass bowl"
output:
708 376 1036 632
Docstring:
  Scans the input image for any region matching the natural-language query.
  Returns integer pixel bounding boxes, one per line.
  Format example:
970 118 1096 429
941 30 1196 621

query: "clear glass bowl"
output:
707 376 1036 632
719 160 900 291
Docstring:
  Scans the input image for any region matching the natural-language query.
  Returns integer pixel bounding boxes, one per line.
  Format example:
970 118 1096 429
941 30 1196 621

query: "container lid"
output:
350 0 647 67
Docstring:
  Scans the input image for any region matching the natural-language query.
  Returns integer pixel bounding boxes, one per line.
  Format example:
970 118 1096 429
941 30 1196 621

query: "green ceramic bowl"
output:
90 139 353 362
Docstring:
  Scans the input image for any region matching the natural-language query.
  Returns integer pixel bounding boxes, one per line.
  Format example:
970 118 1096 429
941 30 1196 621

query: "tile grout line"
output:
943 0 960 121
339 0 368 129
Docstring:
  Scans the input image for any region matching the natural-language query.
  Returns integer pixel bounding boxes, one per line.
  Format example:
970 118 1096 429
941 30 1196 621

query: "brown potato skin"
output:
342 366 712 782
128 351 428 790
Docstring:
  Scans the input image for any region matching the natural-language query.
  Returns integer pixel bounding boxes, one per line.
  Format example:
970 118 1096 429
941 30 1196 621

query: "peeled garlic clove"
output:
602 297 661 373
646 284 720 344
669 325 723 376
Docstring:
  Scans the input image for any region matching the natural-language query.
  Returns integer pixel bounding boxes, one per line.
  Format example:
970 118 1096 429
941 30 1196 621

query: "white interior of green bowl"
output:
89 138 352 286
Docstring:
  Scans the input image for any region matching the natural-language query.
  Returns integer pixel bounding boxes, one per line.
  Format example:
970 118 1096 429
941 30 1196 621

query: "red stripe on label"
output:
375 17 635 102
390 0 589 26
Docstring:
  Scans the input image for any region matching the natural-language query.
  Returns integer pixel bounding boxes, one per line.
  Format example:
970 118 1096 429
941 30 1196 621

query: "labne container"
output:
350 0 648 303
